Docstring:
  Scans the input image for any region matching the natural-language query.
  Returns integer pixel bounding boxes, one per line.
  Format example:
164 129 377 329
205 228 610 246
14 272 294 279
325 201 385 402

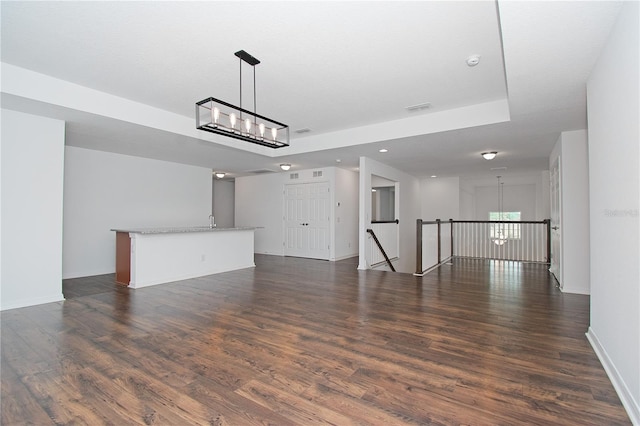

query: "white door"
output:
307 182 330 259
284 182 330 259
550 158 562 287
284 184 308 257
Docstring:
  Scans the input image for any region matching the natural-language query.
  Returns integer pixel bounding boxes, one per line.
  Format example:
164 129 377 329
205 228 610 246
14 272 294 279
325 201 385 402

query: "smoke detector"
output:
466 55 481 67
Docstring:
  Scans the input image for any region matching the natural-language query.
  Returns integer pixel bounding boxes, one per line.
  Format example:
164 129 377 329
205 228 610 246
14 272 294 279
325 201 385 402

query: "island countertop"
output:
112 227 257 288
111 226 258 235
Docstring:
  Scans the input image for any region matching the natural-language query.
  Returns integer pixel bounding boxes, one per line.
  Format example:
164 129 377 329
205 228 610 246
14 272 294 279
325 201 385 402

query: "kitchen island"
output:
112 227 257 288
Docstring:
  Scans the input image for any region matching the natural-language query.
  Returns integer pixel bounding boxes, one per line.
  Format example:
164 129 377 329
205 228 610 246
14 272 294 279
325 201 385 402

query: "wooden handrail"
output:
545 219 551 263
366 228 396 272
416 218 551 272
416 219 423 274
371 219 399 224
440 219 548 225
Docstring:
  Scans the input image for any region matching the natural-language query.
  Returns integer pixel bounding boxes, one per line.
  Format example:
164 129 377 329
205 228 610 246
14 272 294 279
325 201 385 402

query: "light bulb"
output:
259 123 265 138
271 127 278 140
481 151 497 160
229 113 236 129
212 107 220 124
244 118 252 133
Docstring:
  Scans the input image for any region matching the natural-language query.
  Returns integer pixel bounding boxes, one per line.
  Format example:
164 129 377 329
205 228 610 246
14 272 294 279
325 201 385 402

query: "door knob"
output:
552 226 559 230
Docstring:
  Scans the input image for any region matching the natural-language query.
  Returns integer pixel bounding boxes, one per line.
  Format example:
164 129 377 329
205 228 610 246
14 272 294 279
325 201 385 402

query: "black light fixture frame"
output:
196 50 290 149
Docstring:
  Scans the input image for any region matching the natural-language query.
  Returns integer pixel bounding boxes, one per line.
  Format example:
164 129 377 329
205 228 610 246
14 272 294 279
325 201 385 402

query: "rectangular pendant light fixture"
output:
196 50 290 149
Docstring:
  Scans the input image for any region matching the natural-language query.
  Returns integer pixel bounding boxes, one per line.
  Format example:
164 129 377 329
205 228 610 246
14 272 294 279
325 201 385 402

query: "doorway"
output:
284 182 330 259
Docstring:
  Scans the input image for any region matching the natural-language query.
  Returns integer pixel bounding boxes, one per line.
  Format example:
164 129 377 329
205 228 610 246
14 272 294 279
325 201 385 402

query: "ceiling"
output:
1 1 624 182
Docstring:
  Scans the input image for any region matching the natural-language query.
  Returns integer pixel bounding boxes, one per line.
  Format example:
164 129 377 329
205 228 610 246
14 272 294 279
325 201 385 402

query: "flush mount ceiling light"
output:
196 50 289 148
481 151 498 160
214 172 226 179
379 148 388 153
280 163 291 171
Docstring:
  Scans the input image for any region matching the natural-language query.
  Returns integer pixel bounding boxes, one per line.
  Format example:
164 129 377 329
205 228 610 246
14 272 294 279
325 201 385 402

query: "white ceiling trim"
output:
1 62 273 157
280 99 511 156
2 62 511 160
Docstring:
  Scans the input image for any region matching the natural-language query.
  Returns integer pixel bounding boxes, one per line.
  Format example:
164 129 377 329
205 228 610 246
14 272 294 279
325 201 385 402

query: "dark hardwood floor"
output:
1 255 630 425
62 273 125 299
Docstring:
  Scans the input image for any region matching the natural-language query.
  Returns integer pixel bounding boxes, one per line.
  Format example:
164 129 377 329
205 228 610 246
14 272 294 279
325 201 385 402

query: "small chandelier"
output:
493 175 508 246
196 50 289 148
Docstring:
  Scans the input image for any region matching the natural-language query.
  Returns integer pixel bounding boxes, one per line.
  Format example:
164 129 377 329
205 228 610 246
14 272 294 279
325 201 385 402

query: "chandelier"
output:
493 175 508 246
196 50 289 148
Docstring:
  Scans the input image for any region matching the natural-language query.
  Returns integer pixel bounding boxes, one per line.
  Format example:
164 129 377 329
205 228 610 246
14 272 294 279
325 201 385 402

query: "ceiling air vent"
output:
246 169 276 174
295 128 311 134
405 102 432 112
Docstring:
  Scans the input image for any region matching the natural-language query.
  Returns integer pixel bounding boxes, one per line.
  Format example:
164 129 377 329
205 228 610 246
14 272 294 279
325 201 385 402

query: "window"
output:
489 212 521 240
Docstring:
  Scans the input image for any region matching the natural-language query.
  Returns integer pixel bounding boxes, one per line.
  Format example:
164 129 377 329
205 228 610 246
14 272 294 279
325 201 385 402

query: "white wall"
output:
1 110 65 310
459 174 549 221
537 170 551 220
358 157 421 273
475 183 537 220
586 2 639 423
459 181 476 220
213 179 235 228
549 130 590 295
235 167 359 261
334 167 359 260
235 172 284 255
63 146 212 278
420 177 460 221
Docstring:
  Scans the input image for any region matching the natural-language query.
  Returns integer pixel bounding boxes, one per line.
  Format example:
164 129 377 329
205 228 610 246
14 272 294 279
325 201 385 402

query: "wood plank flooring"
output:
1 255 630 425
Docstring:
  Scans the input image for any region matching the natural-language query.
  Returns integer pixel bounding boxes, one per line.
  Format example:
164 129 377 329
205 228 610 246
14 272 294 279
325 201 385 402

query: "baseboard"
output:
63 269 115 280
1 293 64 311
332 254 359 261
586 327 640 425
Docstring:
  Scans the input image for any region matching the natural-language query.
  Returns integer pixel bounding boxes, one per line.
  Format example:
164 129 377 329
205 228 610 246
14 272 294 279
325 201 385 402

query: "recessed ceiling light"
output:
466 55 481 67
214 172 226 179
431 175 437 178
336 159 341 163
481 151 498 160
371 189 377 192
379 148 388 153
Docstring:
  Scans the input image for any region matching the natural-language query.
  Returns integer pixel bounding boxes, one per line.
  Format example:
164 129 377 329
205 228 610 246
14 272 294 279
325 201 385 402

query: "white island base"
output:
112 227 256 289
